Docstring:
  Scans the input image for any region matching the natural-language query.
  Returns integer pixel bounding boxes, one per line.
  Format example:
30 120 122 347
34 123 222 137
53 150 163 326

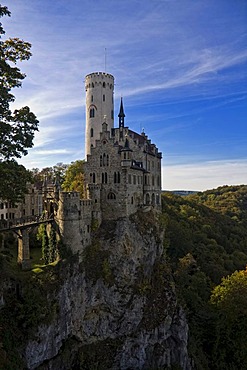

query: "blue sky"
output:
3 0 247 190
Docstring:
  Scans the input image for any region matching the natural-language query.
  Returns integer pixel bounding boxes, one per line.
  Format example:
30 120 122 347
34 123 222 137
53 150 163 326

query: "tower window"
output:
111 110 114 119
91 95 93 102
103 82 106 88
103 94 105 102
90 108 95 118
90 128 94 137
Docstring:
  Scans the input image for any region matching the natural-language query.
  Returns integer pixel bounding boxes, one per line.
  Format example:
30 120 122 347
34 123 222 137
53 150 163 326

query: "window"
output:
100 155 103 167
106 155 109 166
91 95 93 102
90 128 94 137
103 94 105 102
103 82 106 88
102 172 107 184
114 172 120 183
133 175 136 185
93 173 96 183
111 110 114 119
128 174 131 184
108 192 116 200
90 108 95 118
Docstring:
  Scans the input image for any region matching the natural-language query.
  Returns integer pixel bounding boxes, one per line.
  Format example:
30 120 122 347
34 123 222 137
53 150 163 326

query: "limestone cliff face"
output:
25 210 192 370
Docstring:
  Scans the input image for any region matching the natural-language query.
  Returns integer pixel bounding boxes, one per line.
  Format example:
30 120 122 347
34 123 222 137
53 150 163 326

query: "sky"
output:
2 0 247 191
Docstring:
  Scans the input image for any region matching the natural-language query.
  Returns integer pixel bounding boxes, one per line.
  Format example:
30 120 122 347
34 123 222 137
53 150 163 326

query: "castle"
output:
0 72 162 264
55 72 162 253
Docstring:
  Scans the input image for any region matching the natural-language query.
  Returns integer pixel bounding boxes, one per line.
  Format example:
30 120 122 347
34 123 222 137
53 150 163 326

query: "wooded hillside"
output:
162 185 247 370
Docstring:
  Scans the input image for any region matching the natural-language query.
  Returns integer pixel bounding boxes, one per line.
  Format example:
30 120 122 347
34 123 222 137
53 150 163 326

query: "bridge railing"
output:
0 213 54 231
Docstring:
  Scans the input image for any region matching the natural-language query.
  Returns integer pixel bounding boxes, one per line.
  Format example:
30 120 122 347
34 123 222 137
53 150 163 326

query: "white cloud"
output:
163 159 247 191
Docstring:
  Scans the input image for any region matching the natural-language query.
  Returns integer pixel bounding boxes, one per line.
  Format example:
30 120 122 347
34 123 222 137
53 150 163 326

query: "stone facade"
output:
85 72 114 156
0 183 43 222
55 72 162 251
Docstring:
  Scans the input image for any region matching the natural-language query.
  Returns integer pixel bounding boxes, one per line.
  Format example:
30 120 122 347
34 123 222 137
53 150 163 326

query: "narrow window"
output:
103 94 105 102
103 82 106 88
90 108 95 118
100 155 103 167
90 128 94 137
93 173 96 183
91 95 93 102
111 109 114 119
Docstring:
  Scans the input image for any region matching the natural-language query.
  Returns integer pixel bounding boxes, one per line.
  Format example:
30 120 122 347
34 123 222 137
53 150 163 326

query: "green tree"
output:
48 226 57 263
62 160 85 197
210 268 247 369
0 6 38 202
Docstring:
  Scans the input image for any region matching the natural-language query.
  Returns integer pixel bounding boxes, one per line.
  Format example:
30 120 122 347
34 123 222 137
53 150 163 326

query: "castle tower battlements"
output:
85 72 114 157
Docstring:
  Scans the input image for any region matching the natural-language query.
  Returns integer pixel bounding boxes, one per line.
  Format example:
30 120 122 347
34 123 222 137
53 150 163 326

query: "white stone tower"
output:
85 72 114 157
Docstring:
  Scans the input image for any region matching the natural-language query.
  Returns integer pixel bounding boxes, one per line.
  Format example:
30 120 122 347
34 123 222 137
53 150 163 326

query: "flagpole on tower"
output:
104 48 107 72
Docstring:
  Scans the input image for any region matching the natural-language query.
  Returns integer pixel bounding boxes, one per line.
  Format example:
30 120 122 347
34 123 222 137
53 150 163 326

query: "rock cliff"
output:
2 209 192 369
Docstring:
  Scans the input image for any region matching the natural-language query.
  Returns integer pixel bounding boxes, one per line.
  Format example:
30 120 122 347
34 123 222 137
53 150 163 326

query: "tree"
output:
210 268 247 369
0 6 38 202
62 160 85 197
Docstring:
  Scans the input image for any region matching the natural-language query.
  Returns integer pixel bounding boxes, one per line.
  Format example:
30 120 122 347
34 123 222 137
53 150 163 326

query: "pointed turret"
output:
118 97 125 128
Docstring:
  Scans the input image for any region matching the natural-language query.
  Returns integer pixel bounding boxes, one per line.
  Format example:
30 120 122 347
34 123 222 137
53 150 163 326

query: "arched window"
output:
90 108 95 118
108 192 116 200
146 193 150 205
90 128 94 137
106 155 109 166
102 172 107 184
114 172 120 183
103 94 105 102
103 82 106 88
103 153 106 166
100 155 103 167
152 193 155 205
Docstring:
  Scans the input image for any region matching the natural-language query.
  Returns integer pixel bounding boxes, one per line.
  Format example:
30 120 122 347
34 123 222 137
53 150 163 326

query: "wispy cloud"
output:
163 159 247 191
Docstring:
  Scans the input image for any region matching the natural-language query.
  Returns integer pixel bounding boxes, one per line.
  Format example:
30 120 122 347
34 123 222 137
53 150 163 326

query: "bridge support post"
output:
17 229 31 270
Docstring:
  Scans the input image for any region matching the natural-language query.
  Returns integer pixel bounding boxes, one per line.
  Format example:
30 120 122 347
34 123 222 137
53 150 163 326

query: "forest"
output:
162 184 247 369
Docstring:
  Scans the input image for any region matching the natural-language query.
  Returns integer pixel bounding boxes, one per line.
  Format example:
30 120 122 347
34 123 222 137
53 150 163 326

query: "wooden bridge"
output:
0 213 54 270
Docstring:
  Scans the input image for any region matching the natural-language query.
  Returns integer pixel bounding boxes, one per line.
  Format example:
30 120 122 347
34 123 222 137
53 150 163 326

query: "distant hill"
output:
163 190 198 196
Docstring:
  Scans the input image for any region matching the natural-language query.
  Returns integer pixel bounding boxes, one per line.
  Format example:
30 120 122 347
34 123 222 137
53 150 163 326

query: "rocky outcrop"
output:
24 209 191 369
